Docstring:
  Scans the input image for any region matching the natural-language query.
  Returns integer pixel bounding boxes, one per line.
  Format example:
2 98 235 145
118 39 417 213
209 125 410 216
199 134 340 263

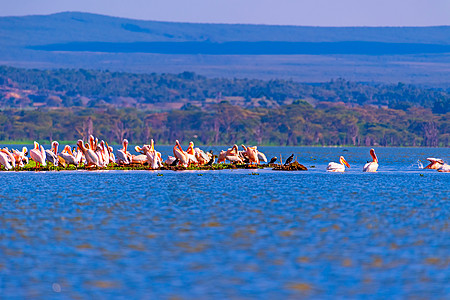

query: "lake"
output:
0 146 449 299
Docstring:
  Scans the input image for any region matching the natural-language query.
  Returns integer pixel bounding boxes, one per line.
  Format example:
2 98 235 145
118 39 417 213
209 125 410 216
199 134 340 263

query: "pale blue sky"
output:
1 0 449 26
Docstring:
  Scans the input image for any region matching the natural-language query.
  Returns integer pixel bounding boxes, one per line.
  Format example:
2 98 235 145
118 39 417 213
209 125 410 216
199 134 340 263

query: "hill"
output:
0 12 449 85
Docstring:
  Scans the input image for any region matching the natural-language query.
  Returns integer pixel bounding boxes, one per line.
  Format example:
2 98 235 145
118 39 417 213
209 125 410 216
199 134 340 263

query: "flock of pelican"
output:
0 137 448 173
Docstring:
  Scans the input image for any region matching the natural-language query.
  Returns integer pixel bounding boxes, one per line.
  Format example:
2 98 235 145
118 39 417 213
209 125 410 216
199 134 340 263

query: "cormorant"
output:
206 155 217 166
268 157 277 164
170 158 179 166
284 154 294 165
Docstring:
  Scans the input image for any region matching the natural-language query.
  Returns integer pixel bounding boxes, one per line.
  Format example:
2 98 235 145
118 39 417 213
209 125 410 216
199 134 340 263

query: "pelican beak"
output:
343 158 350 168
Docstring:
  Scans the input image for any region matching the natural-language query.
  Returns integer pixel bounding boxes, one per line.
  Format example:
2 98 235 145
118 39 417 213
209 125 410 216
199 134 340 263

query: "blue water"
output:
0 147 449 299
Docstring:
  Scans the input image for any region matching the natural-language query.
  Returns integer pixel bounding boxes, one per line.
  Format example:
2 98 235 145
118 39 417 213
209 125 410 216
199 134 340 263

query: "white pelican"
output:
30 141 47 168
45 141 59 166
77 140 100 167
424 158 444 170
327 156 350 172
173 140 189 167
59 145 78 167
139 139 163 168
257 150 268 163
363 148 378 172
438 164 450 172
218 144 240 163
116 139 131 165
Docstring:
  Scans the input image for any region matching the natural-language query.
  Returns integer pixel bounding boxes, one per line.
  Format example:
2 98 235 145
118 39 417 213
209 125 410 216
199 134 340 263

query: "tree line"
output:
0 66 449 113
0 101 448 147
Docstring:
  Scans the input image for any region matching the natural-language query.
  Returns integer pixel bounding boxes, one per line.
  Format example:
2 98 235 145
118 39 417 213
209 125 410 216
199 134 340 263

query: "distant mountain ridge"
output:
0 12 449 85
2 11 450 45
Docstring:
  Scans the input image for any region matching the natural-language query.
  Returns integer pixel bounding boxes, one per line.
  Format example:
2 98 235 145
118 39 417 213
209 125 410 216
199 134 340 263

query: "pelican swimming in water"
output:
438 164 450 172
424 158 444 170
327 156 350 172
30 141 47 168
424 158 450 172
363 148 378 172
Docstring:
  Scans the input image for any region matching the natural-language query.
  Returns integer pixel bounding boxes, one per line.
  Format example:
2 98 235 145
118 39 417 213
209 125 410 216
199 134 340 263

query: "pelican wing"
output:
427 158 444 164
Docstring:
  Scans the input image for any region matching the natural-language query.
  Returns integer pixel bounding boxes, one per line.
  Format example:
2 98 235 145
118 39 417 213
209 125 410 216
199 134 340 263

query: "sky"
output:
0 0 449 26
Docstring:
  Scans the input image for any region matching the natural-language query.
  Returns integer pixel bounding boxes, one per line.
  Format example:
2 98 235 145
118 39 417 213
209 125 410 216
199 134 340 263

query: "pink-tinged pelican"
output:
77 140 100 167
173 140 189 167
363 148 378 172
1 148 16 168
0 150 13 170
30 141 47 168
424 158 444 170
185 142 198 165
424 158 450 172
241 144 259 164
194 147 211 165
327 156 350 172
12 147 28 167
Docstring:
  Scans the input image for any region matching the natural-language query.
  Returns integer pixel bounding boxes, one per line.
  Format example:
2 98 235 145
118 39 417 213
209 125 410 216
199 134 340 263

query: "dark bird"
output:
268 157 277 164
170 158 179 166
284 154 294 165
206 155 217 166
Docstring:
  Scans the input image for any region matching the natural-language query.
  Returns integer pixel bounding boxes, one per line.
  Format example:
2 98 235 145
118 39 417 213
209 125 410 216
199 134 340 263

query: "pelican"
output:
438 164 450 172
77 140 100 167
59 145 79 167
116 139 131 165
173 140 189 167
1 148 16 168
185 142 198 165
194 147 211 165
45 141 59 166
424 158 444 170
241 144 259 164
218 144 240 163
327 156 350 172
0 150 13 170
12 147 28 167
165 155 177 165
257 150 268 163
363 148 378 172
30 141 47 168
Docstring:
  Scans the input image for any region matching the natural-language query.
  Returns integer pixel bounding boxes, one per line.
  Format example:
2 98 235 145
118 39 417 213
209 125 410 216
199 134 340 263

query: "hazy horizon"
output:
1 0 449 27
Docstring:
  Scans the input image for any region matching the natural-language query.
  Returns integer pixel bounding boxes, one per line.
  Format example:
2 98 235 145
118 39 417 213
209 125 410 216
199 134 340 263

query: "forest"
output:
0 101 448 147
0 66 448 146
